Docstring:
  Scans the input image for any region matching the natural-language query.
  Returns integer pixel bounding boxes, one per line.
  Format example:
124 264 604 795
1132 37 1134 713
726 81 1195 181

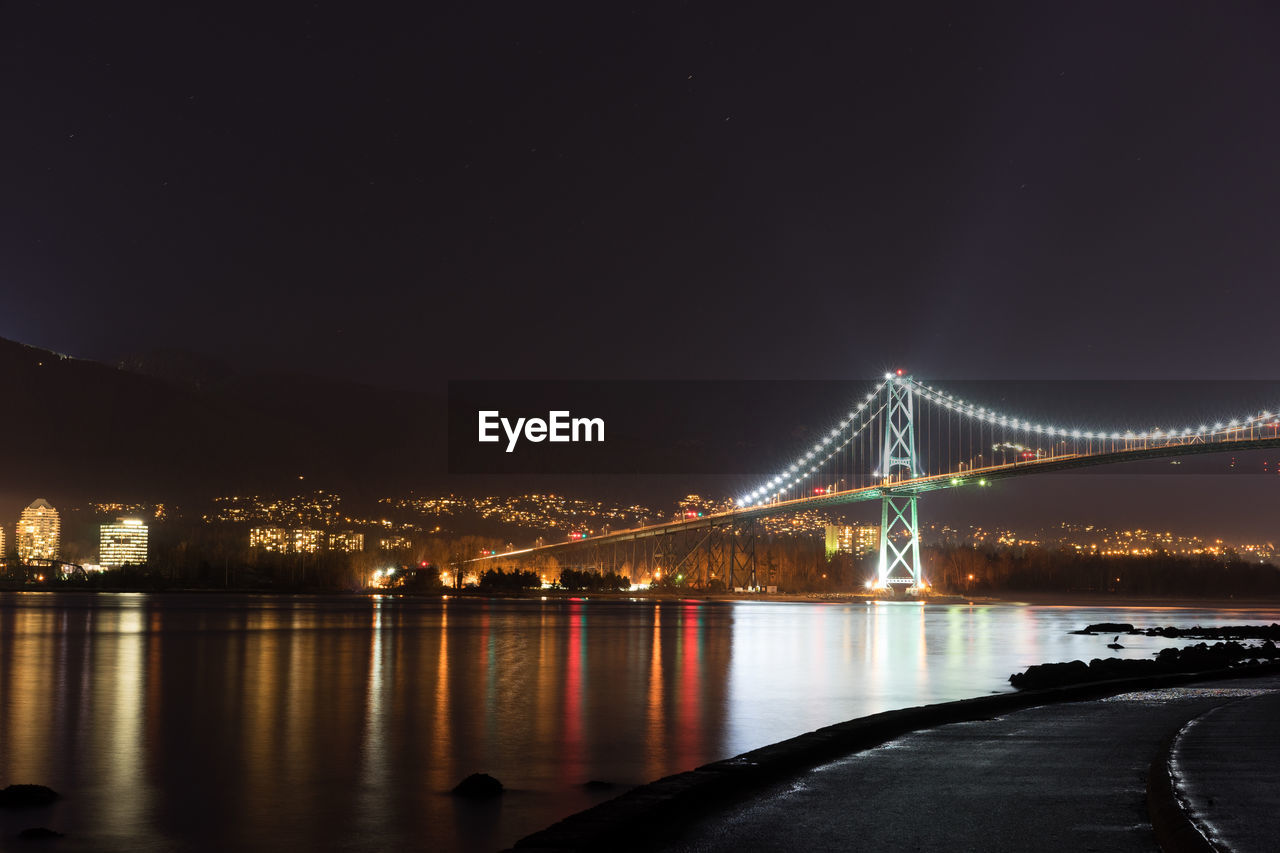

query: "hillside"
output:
0 337 445 510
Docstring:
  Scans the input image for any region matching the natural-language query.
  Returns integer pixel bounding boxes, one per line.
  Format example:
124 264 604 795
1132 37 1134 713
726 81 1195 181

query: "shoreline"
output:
4 585 1280 611
509 662 1280 852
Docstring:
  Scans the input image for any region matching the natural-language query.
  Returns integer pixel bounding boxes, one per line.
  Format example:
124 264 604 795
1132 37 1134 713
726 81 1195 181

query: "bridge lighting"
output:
950 478 960 485
1229 419 1239 427
884 372 893 380
979 479 987 486
1215 422 1224 430
1071 430 1081 438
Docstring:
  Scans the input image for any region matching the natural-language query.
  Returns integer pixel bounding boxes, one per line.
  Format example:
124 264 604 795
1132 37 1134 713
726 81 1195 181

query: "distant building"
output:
100 518 149 567
825 524 880 558
250 526 289 552
250 526 327 554
378 535 414 551
0 524 6 557
17 499 60 563
328 531 364 552
290 529 324 553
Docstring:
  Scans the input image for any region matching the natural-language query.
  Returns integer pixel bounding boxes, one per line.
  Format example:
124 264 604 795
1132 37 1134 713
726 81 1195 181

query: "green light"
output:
979 479 987 486
950 478 960 485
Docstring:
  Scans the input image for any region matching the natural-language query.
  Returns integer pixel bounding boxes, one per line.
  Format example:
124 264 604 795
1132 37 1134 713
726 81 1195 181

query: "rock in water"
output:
1008 659 1091 689
0 785 59 808
1081 622 1135 634
452 773 503 798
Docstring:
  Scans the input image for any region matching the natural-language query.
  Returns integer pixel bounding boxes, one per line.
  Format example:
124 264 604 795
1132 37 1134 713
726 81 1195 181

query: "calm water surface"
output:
2 592 1277 851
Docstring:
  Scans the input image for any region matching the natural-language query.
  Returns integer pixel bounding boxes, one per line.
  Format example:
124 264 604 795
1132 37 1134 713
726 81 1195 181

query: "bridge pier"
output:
876 374 926 592
877 494 923 591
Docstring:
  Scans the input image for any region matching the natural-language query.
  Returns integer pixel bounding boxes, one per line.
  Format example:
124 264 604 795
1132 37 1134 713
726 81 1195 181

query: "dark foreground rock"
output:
0 786 59 809
453 773 503 798
1142 623 1280 641
1069 622 1136 635
17 827 64 840
1010 641 1280 689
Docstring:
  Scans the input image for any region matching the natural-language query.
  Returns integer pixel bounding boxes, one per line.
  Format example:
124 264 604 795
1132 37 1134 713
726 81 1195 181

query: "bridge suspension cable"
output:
739 374 1280 508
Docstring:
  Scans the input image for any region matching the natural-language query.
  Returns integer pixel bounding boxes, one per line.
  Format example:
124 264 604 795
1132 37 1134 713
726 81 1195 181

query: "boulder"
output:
1080 622 1135 634
0 785 59 809
452 773 503 798
1008 659 1090 690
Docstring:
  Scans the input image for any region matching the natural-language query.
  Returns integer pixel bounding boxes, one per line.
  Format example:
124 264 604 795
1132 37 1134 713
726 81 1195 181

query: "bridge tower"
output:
877 374 925 591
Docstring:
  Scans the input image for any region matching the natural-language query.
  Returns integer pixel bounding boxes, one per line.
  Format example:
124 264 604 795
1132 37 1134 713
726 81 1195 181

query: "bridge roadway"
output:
470 435 1280 564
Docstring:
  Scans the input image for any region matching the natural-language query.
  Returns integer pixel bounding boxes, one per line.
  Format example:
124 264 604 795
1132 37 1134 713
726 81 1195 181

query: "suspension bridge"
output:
469 372 1280 592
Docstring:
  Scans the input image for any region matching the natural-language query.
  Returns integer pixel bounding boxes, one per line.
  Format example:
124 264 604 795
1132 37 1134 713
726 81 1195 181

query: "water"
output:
1 592 1276 852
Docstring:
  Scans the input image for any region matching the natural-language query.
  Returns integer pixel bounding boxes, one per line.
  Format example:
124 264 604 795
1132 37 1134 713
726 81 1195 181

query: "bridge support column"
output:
877 374 926 592
877 495 923 591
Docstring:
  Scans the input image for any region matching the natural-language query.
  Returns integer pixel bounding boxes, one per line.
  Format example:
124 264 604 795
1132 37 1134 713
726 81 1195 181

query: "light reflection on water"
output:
0 592 1276 852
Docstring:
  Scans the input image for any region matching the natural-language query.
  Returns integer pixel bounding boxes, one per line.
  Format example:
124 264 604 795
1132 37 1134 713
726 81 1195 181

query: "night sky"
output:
4 2 1278 383
2 3 1279 536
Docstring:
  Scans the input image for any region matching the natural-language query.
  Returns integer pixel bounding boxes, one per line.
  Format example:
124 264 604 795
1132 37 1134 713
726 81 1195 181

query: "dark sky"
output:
2 3 1280 539
4 2 1279 384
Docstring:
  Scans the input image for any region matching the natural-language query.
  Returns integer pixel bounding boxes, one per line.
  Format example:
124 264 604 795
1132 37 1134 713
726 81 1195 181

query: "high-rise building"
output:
100 518 149 567
328 531 364 553
17 499 60 563
250 527 288 551
0 524 6 557
378 535 414 551
825 524 880 558
291 529 324 553
250 526 326 553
